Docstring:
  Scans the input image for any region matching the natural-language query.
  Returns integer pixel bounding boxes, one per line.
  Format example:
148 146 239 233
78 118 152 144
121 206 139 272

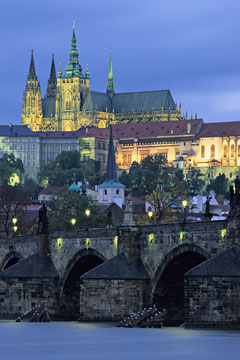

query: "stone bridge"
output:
0 220 227 323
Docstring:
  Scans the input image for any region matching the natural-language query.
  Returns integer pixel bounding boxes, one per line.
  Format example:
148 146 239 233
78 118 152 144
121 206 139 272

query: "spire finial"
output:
28 49 37 80
58 61 62 78
106 48 114 98
65 23 82 77
46 53 57 97
73 20 76 29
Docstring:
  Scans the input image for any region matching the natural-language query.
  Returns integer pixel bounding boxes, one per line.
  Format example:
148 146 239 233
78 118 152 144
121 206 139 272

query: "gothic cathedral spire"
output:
46 54 57 97
28 49 37 79
106 50 114 98
21 50 43 131
65 23 82 77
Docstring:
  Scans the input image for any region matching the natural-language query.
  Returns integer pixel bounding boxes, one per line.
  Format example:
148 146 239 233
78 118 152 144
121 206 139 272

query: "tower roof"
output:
28 50 37 80
106 125 117 181
46 54 57 98
65 24 83 78
106 50 114 98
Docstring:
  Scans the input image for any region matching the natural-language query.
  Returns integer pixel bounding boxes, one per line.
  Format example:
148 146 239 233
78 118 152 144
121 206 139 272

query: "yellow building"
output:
22 25 182 132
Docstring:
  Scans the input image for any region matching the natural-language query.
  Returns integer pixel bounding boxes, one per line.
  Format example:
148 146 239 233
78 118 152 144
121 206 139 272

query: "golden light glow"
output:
221 229 227 238
8 173 20 187
71 218 76 226
148 233 155 243
12 218 18 225
85 209 90 217
114 236 118 250
85 237 90 249
57 237 63 248
13 225 18 233
182 200 188 208
148 210 153 219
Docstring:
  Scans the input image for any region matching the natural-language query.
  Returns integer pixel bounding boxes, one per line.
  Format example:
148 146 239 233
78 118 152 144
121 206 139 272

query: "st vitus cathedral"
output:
22 25 182 132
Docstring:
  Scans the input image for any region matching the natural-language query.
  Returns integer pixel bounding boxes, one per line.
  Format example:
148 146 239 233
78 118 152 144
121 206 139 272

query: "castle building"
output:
22 25 182 132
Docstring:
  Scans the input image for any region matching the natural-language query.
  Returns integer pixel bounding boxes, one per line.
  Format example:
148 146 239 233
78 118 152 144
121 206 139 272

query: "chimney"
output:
187 122 191 134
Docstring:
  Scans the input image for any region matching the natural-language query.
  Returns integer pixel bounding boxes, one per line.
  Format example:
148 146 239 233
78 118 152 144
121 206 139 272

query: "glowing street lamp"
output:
182 200 188 223
13 225 18 233
85 209 91 217
71 218 76 226
12 218 18 225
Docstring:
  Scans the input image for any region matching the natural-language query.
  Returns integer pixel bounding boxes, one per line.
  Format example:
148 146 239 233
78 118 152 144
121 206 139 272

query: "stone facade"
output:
79 279 149 321
185 276 240 328
0 276 59 319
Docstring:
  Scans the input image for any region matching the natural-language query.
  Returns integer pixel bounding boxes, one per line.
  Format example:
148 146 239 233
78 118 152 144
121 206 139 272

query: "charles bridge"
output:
0 219 227 324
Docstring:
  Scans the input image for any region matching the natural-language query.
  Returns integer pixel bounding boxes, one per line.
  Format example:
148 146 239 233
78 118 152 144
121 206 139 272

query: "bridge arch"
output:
0 251 23 271
60 248 106 320
150 243 210 325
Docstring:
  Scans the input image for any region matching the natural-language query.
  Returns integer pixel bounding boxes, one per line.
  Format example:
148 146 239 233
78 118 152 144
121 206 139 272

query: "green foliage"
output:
0 153 24 186
207 174 229 196
184 167 205 195
22 178 42 200
37 151 103 187
48 192 107 231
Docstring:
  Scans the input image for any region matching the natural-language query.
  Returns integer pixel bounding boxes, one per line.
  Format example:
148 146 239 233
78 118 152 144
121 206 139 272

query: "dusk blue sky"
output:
1 0 240 124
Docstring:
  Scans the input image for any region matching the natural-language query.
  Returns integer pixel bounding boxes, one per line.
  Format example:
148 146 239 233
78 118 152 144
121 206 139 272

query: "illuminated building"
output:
0 124 40 179
22 25 182 132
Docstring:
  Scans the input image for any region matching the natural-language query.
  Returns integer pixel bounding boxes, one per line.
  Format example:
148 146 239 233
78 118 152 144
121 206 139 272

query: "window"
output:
201 145 205 158
231 144 235 158
140 151 150 161
104 190 107 195
123 152 132 164
65 101 71 111
210 144 215 158
116 189 120 195
238 145 240 157
224 145 228 158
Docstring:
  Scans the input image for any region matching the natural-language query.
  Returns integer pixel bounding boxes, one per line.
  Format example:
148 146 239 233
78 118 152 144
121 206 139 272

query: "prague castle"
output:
21 25 182 132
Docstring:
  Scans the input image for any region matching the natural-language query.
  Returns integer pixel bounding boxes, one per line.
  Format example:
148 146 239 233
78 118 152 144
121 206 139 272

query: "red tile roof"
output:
199 121 240 138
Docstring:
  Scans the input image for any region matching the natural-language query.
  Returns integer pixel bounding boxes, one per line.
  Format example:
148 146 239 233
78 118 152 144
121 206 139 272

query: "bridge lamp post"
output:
12 217 18 234
148 209 154 223
85 209 91 231
182 200 188 223
70 218 76 227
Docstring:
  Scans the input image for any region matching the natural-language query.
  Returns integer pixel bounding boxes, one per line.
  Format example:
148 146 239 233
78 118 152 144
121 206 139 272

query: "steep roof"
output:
0 254 59 278
81 253 149 280
81 89 177 113
198 121 240 138
0 125 38 137
81 91 112 111
185 247 240 277
113 118 202 139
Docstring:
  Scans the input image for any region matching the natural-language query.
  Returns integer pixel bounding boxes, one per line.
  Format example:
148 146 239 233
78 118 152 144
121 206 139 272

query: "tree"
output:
38 151 103 187
48 192 108 231
145 167 188 222
22 178 42 200
184 167 205 195
207 174 229 196
0 153 24 186
0 186 29 236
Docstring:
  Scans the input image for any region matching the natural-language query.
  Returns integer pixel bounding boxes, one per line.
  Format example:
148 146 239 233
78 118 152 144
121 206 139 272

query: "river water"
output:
0 321 240 360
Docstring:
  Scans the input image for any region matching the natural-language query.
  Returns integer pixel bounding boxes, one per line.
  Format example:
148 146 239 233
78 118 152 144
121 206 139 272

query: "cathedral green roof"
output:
81 89 176 113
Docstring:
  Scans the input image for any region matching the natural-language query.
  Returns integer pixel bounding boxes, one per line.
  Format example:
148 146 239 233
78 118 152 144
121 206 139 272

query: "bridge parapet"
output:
50 227 118 275
139 220 228 277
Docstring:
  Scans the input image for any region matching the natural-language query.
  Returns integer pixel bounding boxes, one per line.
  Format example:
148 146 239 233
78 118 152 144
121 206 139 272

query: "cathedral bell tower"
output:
21 50 43 131
55 23 90 131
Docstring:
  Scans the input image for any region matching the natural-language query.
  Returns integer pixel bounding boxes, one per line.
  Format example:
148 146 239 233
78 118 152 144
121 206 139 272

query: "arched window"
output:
210 144 215 158
238 145 240 157
65 101 71 111
224 145 228 158
201 145 205 158
231 144 235 158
